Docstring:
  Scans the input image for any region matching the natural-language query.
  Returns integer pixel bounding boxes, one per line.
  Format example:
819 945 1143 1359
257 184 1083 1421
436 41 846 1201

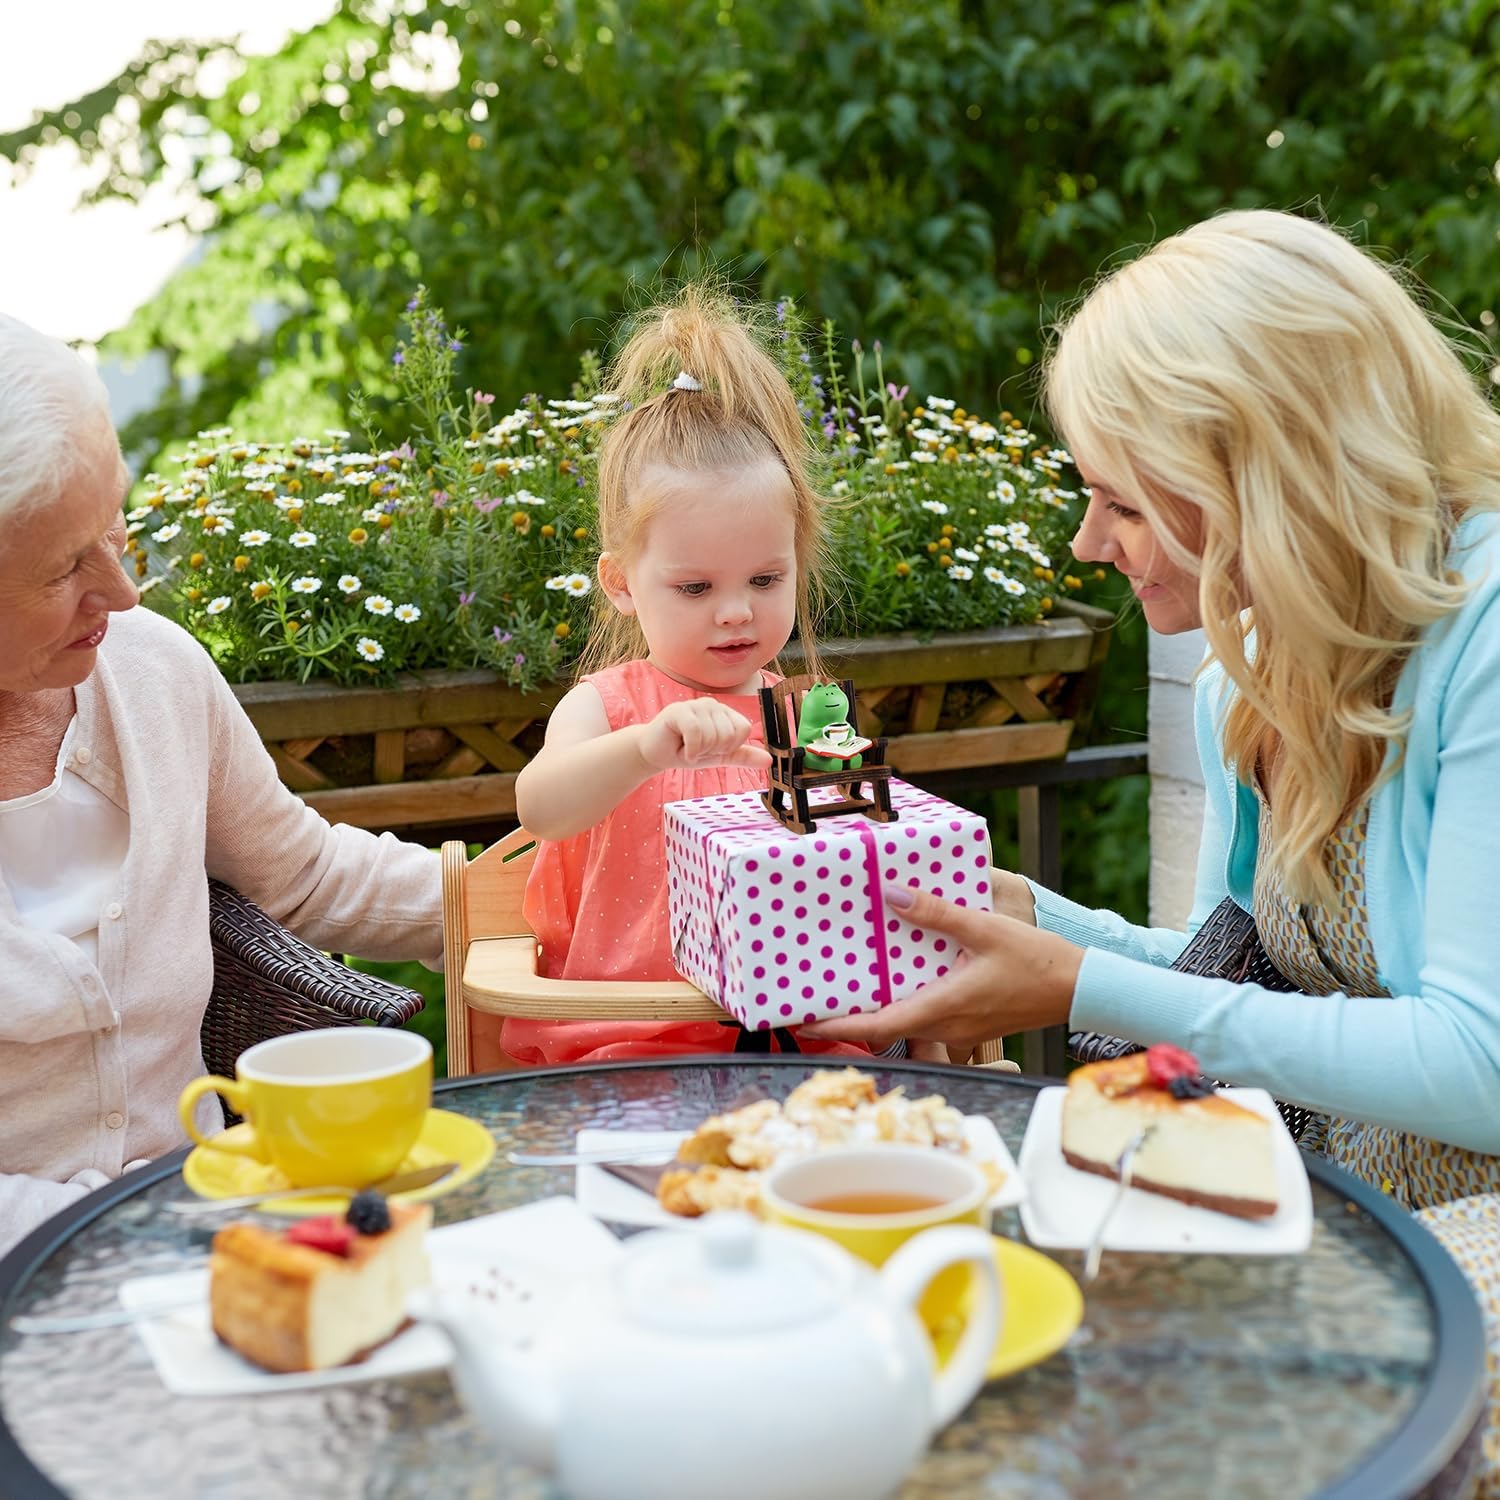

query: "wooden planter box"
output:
233 600 1112 837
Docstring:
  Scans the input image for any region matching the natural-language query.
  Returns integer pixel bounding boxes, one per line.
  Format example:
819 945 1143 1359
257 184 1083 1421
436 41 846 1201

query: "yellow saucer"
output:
180 1107 495 1215
931 1234 1085 1380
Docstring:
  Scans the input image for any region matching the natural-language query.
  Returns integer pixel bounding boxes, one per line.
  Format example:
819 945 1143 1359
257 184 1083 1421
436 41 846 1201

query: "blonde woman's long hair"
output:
578 285 828 682
1047 210 1500 906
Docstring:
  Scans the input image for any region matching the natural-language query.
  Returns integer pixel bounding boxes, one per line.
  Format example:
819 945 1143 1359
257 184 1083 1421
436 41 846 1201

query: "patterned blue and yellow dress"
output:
1253 792 1500 1493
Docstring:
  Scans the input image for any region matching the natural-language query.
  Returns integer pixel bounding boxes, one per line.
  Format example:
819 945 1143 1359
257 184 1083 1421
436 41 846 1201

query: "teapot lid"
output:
618 1212 852 1337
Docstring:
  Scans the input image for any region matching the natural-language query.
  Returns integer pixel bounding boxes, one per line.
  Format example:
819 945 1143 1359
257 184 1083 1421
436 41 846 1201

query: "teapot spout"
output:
408 1287 559 1472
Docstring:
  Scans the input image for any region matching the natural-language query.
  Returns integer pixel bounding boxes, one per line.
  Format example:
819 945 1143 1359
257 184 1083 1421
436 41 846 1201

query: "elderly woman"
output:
0 313 443 1255
808 210 1500 1489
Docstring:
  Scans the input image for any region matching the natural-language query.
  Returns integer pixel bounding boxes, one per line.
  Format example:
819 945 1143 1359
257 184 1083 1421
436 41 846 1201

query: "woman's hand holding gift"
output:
804 881 1082 1052
639 699 772 774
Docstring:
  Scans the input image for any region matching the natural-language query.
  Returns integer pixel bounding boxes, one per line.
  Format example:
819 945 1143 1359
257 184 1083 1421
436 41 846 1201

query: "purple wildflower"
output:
822 419 838 438
395 442 414 459
473 495 503 513
474 391 495 406
887 382 909 402
513 652 525 667
449 340 463 352
405 296 419 312
392 351 405 366
775 299 788 324
799 352 811 366
494 628 512 643
852 339 862 354
458 590 477 606
431 490 450 508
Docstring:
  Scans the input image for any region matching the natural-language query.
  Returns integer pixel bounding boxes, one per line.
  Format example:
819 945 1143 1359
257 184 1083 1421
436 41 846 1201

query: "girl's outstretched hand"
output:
802 882 1083 1051
639 698 773 773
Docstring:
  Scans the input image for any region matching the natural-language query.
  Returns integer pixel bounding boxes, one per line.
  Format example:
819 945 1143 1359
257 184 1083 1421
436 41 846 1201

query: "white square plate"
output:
1017 1086 1312 1256
574 1114 1026 1230
121 1196 622 1396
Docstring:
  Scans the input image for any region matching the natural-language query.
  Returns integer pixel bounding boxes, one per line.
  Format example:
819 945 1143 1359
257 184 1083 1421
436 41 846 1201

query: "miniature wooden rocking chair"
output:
758 675 895 835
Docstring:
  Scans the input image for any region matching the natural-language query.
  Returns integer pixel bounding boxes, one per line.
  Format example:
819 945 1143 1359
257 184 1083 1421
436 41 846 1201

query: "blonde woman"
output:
810 211 1500 1485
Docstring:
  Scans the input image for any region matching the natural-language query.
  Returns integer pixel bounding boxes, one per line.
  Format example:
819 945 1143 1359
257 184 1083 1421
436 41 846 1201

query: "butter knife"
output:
1081 1126 1154 1284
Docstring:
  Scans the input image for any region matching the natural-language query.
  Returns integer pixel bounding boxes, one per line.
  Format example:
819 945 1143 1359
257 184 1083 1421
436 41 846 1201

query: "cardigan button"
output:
74 747 93 766
105 1112 124 1130
105 902 123 921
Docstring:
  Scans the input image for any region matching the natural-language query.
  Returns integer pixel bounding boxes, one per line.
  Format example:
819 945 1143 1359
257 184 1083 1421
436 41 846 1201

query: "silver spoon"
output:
506 1145 680 1168
1081 1126 1154 1284
163 1159 459 1216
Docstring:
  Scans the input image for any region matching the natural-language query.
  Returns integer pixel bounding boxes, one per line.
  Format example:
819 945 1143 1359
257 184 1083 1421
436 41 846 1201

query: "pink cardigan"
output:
0 607 442 1253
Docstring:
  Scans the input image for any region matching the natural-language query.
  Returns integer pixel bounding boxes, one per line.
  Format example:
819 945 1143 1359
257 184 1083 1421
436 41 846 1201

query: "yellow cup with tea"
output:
761 1145 991 1338
177 1027 432 1187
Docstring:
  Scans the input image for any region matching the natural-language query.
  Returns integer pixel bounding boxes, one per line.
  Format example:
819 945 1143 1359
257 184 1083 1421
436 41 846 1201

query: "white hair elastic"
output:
672 371 703 391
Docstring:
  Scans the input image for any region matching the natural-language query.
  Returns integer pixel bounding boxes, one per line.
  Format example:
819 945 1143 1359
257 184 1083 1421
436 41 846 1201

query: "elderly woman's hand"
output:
802 881 1084 1052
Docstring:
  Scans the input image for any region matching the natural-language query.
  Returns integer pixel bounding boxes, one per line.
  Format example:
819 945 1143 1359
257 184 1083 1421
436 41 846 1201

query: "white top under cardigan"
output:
0 606 443 1255
0 718 130 967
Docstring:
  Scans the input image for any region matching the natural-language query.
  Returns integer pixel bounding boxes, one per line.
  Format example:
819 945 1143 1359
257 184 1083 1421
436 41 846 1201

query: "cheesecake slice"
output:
210 1197 431 1372
1060 1047 1279 1220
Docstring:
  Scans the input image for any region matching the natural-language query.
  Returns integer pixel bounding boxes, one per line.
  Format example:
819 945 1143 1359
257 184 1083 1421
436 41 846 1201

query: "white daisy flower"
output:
562 574 591 596
138 576 162 595
925 396 956 411
394 603 422 622
126 505 154 522
239 529 271 547
954 547 980 562
364 595 393 616
948 565 974 581
920 500 948 515
273 494 302 510
969 423 999 443
289 531 317 548
986 538 1011 554
152 523 181 543
362 508 384 523
338 575 362 594
544 575 567 591
984 566 1006 585
291 576 321 594
325 428 351 439
356 636 384 662
995 481 1017 504
205 596 232 615
913 451 938 464
1002 576 1026 596
513 488 546 505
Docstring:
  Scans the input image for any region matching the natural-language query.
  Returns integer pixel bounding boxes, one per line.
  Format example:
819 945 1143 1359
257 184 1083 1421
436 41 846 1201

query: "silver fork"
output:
1081 1126 1154 1284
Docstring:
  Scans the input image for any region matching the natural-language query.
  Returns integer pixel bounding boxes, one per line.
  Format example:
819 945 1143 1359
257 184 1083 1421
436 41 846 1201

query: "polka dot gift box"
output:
665 779 993 1029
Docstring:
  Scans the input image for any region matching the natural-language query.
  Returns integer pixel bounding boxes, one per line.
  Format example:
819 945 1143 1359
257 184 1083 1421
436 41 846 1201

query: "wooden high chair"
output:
440 827 722 1076
441 826 1008 1077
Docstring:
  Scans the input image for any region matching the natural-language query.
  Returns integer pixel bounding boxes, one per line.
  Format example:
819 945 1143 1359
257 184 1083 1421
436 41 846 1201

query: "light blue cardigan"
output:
1035 511 1500 1154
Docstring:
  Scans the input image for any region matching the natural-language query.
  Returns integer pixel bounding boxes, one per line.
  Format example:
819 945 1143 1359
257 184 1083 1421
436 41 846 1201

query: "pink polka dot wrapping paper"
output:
664 778 994 1028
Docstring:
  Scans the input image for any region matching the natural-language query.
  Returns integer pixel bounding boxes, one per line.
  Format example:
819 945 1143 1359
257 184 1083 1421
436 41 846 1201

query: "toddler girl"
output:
501 290 891 1065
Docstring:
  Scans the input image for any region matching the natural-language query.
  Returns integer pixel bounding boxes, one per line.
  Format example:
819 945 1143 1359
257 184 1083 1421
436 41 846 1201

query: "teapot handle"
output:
879 1225 1002 1431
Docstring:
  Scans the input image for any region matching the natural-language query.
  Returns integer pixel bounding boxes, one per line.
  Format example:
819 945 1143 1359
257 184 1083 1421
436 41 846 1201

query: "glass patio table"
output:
0 1057 1485 1500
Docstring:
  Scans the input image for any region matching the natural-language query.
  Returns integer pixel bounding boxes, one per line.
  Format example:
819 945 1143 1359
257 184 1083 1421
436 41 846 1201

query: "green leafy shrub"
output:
6 1 1495 465
132 293 1095 687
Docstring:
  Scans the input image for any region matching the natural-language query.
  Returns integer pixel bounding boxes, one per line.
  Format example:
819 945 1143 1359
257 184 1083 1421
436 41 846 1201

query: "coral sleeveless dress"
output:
502 660 873 1065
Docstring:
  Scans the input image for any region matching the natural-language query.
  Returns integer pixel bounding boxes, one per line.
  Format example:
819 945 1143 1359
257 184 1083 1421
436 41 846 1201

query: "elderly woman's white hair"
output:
0 312 113 521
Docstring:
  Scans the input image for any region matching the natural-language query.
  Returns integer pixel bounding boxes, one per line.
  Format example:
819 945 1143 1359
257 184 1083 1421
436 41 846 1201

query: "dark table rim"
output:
0 1056 1485 1500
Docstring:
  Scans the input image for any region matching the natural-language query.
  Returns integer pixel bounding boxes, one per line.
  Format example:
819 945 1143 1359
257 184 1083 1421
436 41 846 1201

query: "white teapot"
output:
413 1211 1001 1500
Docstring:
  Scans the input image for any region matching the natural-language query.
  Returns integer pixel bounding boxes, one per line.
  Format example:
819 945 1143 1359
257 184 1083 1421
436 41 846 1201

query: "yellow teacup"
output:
762 1145 989 1337
178 1027 432 1188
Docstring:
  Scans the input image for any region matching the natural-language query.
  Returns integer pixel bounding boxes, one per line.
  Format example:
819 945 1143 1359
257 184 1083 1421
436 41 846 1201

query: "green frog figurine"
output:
798 682 862 771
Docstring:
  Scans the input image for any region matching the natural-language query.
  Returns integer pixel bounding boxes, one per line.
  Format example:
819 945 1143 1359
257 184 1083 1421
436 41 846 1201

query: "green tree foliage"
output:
4 0 1498 464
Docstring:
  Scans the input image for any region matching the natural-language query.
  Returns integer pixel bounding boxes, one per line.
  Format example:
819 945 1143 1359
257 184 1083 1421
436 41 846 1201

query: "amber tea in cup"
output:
762 1145 990 1337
